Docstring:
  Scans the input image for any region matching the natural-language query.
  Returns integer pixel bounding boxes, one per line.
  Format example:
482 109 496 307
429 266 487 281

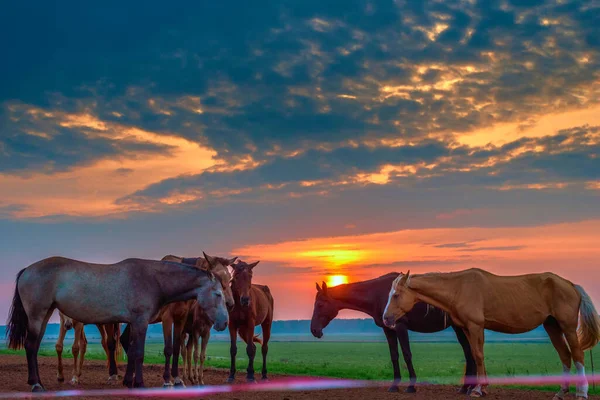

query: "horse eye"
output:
215 292 222 298
393 294 399 299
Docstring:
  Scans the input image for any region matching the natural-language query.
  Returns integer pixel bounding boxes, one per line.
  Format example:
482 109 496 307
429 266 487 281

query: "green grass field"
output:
2 341 598 394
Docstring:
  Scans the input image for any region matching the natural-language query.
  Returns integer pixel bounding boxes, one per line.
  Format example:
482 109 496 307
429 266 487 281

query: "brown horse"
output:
180 301 213 385
383 269 600 399
120 253 236 387
6 256 229 391
310 275 475 393
56 311 123 384
227 260 274 383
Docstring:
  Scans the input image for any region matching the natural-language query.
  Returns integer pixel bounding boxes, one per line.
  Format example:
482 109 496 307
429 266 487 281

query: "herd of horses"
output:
5 254 600 400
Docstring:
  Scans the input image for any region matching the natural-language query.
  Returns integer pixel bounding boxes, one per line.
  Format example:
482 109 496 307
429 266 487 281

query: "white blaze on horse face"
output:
383 283 398 327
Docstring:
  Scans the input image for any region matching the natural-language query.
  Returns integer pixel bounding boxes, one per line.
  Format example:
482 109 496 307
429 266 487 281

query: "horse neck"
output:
408 273 457 314
157 263 205 303
328 283 376 318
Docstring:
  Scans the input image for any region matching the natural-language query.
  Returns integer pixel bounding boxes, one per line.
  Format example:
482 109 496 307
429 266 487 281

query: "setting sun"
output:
326 275 349 287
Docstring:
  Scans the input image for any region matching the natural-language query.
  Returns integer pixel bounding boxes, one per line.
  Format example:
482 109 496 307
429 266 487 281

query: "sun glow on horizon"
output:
326 275 349 287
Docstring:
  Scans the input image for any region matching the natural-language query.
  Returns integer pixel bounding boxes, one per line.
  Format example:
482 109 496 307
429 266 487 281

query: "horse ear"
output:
316 282 322 292
401 270 411 286
248 260 260 270
228 256 238 265
203 252 215 269
322 281 328 294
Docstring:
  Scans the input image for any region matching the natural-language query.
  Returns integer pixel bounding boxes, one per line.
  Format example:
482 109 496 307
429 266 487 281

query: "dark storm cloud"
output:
2 0 599 166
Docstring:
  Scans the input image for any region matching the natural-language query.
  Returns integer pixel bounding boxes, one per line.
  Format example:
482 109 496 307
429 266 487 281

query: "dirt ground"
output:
0 355 597 400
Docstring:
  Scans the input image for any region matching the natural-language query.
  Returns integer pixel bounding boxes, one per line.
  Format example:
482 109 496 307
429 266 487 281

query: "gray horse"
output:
6 256 229 392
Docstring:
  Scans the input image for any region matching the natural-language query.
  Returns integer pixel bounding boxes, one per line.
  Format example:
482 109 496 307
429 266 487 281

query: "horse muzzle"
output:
383 316 397 329
310 328 323 339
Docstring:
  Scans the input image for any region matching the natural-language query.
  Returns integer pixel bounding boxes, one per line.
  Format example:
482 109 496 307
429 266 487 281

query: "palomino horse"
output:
310 275 476 393
227 260 274 383
383 269 600 399
56 311 123 384
180 301 213 385
6 256 229 392
120 253 236 387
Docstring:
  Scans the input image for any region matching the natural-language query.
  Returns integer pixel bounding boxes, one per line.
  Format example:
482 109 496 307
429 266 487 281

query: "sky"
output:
1 0 599 322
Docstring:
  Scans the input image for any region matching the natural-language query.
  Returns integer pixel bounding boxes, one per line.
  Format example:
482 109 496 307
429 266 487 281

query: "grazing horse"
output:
56 311 123 384
227 260 274 383
120 253 236 387
310 274 476 393
383 269 600 399
6 256 229 392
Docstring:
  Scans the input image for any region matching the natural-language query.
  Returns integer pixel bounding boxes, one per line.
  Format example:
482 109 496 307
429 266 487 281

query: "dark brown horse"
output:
310 273 476 393
6 256 229 391
227 260 274 383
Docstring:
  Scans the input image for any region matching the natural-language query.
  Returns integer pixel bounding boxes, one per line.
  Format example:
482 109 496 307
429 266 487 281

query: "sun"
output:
326 275 349 287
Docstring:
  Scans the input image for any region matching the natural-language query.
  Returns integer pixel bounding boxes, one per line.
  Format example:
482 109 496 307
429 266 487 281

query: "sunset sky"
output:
1 0 599 322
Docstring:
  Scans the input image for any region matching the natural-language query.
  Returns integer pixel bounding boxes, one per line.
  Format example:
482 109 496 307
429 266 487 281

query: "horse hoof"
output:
31 384 45 393
133 382 145 389
69 377 79 385
388 386 400 393
247 378 257 384
163 382 174 389
470 391 483 398
405 386 416 393
57 377 64 383
261 377 270 383
107 375 119 385
226 377 235 384
173 380 186 388
123 380 134 389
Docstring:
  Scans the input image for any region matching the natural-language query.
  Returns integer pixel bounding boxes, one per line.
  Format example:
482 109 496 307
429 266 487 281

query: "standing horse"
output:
383 269 600 399
56 311 123 384
120 253 236 387
227 260 274 383
180 301 213 385
310 274 476 393
6 256 229 392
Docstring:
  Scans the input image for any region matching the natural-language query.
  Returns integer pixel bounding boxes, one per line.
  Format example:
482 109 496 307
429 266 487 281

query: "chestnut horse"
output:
6 256 229 391
311 275 476 393
383 269 600 399
227 260 274 383
56 311 123 384
120 253 236 387
180 301 213 385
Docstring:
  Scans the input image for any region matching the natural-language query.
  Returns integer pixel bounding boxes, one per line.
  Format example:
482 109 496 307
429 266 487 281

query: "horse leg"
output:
383 327 402 392
98 325 109 368
260 320 271 382
122 325 136 388
75 328 87 385
171 318 186 387
244 326 257 383
70 323 83 385
452 324 476 394
131 322 148 388
544 318 572 400
396 323 417 393
181 333 188 383
105 324 119 383
227 324 238 383
26 307 54 391
55 321 67 382
564 329 588 398
464 325 487 398
161 317 174 387
198 331 209 385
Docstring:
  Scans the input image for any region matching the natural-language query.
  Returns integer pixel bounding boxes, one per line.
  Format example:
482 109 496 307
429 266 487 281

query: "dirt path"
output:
0 355 597 400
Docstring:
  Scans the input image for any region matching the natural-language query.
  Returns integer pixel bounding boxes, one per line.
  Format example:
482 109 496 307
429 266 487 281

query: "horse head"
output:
201 252 237 310
383 271 417 328
231 260 260 307
310 281 339 338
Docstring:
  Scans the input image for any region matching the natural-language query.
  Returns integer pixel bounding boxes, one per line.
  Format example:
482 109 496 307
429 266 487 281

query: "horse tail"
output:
6 269 28 350
574 284 600 351
252 334 263 345
238 332 262 345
